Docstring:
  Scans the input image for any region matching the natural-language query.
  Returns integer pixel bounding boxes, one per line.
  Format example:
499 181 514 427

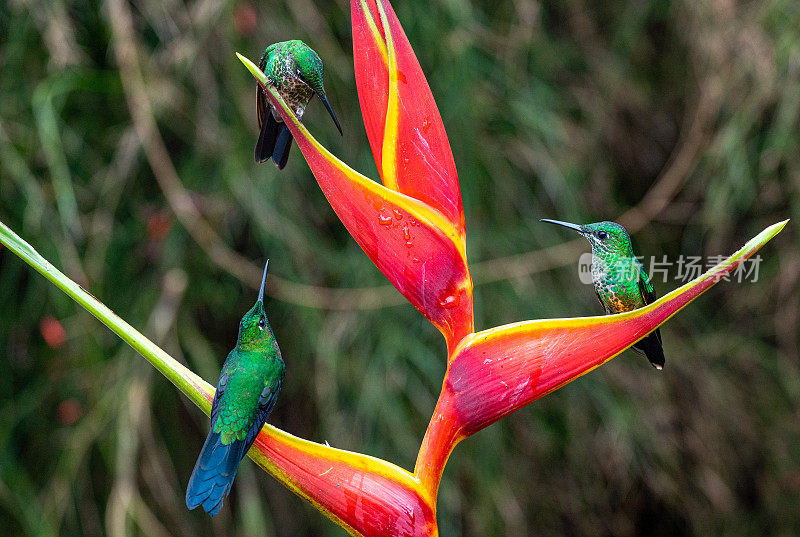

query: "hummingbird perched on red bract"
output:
542 219 666 370
255 40 342 168
185 260 285 515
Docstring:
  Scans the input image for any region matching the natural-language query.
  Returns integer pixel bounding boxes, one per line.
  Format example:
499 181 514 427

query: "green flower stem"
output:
0 218 214 414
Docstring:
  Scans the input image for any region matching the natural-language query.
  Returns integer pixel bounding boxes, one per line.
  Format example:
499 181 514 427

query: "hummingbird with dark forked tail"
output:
541 219 665 370
186 260 285 515
255 40 342 168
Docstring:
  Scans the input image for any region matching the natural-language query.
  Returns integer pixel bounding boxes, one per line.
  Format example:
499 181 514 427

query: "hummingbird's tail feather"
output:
633 330 665 370
186 431 248 516
255 112 282 164
272 124 293 169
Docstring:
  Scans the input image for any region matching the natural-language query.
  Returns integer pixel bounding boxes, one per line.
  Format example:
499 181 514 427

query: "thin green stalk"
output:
0 218 212 414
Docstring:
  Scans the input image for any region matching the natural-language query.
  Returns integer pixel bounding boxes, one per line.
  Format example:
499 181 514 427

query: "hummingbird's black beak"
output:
318 92 343 135
258 259 269 304
540 219 585 233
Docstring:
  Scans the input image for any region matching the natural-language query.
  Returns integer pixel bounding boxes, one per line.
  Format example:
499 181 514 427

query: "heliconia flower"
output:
192 377 438 537
235 0 788 528
0 0 786 535
0 213 786 537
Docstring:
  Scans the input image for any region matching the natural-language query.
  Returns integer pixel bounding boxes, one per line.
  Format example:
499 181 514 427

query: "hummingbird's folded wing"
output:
244 360 285 448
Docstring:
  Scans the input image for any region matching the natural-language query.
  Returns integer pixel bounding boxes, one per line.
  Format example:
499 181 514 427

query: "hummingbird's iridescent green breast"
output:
581 221 647 314
591 254 647 313
186 260 287 515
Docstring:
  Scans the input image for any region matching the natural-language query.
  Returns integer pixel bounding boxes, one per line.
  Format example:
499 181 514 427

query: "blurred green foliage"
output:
1 0 799 535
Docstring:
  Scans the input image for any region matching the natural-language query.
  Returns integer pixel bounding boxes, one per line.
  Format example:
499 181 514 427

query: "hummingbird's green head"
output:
290 41 343 135
540 219 634 258
288 41 324 89
258 40 343 135
237 260 278 352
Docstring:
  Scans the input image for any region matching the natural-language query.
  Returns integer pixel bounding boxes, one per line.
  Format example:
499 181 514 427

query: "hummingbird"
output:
186 260 285 515
541 219 665 370
255 40 343 168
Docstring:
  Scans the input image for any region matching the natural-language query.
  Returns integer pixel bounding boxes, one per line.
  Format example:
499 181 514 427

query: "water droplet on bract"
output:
378 214 392 226
393 209 403 220
412 256 420 263
422 117 431 131
438 293 460 309
403 226 411 241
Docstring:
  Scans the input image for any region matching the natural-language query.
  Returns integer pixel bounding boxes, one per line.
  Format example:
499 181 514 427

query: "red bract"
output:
237 1 788 534
352 0 464 234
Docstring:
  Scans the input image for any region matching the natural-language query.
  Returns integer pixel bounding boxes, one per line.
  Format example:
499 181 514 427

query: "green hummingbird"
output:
186 260 285 515
255 40 342 168
541 219 665 370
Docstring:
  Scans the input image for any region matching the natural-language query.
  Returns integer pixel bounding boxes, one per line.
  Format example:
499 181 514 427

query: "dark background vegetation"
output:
1 0 799 535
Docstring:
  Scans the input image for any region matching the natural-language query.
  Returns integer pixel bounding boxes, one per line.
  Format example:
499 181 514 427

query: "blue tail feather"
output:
186 431 248 515
186 370 282 516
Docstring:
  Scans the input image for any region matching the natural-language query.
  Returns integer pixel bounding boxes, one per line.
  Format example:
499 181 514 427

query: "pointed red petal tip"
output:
415 220 787 491
352 0 465 237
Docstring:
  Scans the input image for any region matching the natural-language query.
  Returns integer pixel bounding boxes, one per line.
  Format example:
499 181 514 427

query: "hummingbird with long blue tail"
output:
186 260 285 515
541 219 666 370
255 40 342 168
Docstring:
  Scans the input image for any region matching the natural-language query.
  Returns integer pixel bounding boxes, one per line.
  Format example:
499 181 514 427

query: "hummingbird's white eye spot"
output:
258 317 266 330
596 231 608 240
